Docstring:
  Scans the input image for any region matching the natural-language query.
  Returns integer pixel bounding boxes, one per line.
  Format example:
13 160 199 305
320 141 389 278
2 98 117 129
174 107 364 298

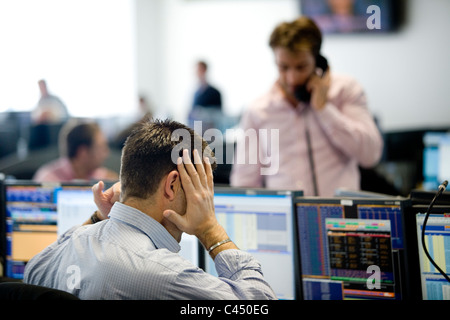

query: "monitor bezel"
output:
0 178 6 278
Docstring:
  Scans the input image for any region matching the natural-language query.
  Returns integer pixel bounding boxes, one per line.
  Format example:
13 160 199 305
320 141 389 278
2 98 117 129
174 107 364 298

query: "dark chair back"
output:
0 282 79 300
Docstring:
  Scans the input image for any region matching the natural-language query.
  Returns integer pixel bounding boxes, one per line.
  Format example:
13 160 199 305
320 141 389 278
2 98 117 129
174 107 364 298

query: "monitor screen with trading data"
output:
203 187 302 300
408 189 450 300
326 218 394 299
294 197 411 300
2 181 58 279
416 212 450 300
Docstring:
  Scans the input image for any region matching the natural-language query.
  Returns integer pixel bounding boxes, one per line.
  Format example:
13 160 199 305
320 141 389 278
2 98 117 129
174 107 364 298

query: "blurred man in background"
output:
192 60 222 110
33 119 118 182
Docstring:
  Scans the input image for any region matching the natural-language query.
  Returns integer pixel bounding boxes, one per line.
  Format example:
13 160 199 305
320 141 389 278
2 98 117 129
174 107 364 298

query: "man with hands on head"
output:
24 119 276 300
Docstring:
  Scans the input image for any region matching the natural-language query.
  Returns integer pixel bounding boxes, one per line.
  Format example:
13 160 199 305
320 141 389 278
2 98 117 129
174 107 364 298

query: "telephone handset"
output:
294 54 329 103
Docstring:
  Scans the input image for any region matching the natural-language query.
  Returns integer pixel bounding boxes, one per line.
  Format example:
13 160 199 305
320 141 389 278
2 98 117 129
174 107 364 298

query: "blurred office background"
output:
0 0 449 195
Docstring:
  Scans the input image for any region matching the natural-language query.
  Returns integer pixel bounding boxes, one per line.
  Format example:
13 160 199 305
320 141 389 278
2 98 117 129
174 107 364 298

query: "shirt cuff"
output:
214 249 263 280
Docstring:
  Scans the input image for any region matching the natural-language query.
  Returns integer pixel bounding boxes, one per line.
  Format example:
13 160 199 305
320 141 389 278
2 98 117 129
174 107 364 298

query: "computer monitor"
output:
415 211 450 300
1 180 113 279
409 189 450 300
0 178 6 277
55 183 98 236
55 182 200 267
422 132 450 191
203 187 303 300
294 196 412 300
2 180 58 279
438 135 450 186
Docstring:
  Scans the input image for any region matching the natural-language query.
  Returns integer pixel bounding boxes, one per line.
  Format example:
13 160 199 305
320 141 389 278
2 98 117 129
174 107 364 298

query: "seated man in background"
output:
24 119 276 300
33 119 118 182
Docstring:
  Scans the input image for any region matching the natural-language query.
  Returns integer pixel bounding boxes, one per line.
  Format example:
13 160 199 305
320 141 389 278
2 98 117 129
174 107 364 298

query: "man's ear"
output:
164 170 180 201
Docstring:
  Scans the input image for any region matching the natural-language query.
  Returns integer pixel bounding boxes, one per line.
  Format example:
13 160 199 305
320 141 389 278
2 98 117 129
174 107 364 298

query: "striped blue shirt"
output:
23 202 277 300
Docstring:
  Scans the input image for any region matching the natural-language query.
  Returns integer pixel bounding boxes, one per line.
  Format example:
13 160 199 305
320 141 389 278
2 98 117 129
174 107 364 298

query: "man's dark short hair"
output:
197 60 208 71
120 118 216 200
269 16 322 57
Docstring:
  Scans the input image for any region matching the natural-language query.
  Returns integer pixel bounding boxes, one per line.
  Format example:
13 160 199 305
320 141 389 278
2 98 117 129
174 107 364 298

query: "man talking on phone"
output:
230 16 383 197
24 119 276 300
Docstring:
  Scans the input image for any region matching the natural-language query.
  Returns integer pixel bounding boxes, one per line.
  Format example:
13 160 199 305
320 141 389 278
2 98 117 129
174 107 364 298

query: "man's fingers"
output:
111 183 121 203
204 156 214 190
104 181 121 204
92 181 113 219
92 180 104 194
177 148 212 195
181 149 202 188
112 181 121 196
92 181 105 204
193 149 207 186
177 155 195 193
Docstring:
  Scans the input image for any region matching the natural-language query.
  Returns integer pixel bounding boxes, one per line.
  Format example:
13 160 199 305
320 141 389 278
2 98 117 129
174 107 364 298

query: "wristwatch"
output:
90 210 102 224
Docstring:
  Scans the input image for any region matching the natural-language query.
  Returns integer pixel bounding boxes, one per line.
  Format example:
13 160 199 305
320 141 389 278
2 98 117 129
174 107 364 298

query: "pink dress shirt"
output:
229 73 383 197
33 157 116 183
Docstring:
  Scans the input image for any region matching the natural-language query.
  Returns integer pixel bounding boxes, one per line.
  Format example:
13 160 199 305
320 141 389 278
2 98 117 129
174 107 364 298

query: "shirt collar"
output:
59 157 76 179
108 202 181 253
271 82 308 115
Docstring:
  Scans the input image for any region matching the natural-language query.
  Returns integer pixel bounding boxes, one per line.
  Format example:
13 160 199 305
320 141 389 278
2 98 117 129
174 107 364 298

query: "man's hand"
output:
92 181 121 220
308 68 330 111
163 149 216 237
163 149 236 258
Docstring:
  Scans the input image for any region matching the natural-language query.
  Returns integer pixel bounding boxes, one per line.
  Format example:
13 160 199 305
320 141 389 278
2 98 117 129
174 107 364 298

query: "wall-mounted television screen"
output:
300 0 400 34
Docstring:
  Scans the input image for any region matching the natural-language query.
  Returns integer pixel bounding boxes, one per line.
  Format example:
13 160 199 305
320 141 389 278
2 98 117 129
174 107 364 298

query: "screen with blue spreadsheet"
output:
416 213 450 300
294 197 411 300
3 181 58 279
203 187 302 300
